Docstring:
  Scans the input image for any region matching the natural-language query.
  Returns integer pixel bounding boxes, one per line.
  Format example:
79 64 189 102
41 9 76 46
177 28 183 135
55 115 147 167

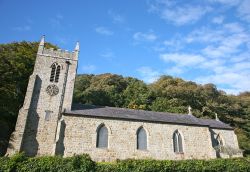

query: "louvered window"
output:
55 66 60 82
50 63 60 83
173 130 183 153
96 124 108 148
137 127 147 150
50 63 56 82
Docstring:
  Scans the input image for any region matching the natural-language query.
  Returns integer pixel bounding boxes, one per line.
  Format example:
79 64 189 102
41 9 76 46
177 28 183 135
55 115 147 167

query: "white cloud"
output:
133 32 157 42
137 66 160 83
223 22 244 33
212 16 224 24
196 72 250 95
50 14 64 29
164 66 184 75
237 0 250 22
186 22 249 59
82 65 96 73
95 27 113 36
108 10 125 23
207 0 240 6
12 25 31 31
100 49 115 60
208 0 250 22
161 5 212 25
148 1 212 25
186 27 225 43
202 32 248 58
160 53 205 66
163 35 184 51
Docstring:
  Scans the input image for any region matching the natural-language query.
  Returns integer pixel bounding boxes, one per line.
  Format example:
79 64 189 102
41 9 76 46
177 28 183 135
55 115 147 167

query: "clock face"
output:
46 84 59 96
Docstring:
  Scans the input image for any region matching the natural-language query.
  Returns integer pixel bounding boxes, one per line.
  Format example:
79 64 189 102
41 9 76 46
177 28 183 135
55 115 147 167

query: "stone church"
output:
6 36 242 161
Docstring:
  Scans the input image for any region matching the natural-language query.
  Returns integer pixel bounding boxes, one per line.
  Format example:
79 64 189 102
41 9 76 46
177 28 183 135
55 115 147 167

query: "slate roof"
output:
64 104 233 130
199 119 232 130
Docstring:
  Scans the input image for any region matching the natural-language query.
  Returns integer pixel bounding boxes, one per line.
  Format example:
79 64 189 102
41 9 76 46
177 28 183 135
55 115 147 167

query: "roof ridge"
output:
73 103 189 117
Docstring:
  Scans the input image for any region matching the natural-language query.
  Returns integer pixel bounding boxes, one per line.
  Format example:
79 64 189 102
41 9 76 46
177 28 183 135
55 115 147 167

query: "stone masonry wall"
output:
62 115 217 161
210 128 242 158
7 42 78 156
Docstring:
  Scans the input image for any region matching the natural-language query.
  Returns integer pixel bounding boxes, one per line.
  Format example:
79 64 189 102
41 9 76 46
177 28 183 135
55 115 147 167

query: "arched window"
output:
50 63 56 82
96 124 108 148
173 130 183 153
215 134 223 147
137 127 147 150
55 65 60 82
50 63 60 83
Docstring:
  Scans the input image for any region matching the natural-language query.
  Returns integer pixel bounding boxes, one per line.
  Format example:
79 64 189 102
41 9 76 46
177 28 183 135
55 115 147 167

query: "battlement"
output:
41 48 76 59
37 35 79 60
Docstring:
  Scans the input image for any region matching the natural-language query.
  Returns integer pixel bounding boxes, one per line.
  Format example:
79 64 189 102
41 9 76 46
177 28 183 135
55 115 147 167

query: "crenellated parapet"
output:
41 48 76 60
37 35 79 61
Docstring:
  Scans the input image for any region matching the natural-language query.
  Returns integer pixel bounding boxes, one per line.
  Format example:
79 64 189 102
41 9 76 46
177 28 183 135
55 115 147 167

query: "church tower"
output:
7 36 79 156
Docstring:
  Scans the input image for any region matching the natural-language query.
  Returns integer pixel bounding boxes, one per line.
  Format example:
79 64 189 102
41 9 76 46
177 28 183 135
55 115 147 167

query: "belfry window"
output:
96 124 108 148
173 130 183 153
137 127 147 150
55 65 60 82
50 63 60 83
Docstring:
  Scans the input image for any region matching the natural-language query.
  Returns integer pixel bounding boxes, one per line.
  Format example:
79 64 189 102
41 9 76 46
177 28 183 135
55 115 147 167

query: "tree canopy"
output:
0 41 249 156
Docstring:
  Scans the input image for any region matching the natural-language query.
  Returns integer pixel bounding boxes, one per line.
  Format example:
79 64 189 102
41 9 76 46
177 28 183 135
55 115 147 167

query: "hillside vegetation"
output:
0 41 249 156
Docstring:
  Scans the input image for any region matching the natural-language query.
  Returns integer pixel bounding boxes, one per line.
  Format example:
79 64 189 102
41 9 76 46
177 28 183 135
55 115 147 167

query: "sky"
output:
0 0 250 95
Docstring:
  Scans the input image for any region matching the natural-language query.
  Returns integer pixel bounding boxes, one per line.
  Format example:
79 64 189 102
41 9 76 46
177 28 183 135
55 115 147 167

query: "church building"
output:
6 36 242 161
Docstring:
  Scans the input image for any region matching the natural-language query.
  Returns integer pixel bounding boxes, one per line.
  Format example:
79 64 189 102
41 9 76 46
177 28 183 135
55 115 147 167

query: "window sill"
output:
96 147 108 150
175 152 184 155
136 149 148 152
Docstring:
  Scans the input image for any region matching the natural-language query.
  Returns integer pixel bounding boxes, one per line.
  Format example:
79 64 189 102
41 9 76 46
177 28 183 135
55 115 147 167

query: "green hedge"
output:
0 153 95 172
1 154 250 172
96 158 250 172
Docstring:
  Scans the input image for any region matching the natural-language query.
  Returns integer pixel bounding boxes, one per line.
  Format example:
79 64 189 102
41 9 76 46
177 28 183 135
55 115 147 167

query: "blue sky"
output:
1 0 250 95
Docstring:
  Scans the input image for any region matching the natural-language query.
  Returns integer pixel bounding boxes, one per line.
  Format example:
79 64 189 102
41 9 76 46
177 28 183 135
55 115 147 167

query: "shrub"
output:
96 158 250 172
18 154 95 172
1 153 250 172
0 153 27 172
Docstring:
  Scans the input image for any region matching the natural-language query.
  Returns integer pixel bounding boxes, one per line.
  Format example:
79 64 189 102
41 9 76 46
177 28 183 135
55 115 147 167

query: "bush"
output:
0 154 250 172
96 158 250 172
0 153 27 172
0 153 95 172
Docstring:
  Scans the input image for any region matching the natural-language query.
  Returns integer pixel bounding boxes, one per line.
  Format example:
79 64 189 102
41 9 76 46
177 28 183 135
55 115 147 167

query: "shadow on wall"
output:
21 75 41 156
55 120 66 156
209 129 221 158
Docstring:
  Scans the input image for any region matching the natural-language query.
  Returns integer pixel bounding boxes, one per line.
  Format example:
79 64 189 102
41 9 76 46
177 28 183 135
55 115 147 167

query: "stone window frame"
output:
215 133 225 152
96 123 111 149
173 130 184 154
215 134 224 146
136 126 149 151
50 62 61 83
44 110 53 121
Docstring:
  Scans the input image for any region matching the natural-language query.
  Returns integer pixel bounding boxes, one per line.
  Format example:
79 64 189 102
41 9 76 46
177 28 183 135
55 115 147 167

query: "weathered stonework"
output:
60 115 241 161
6 36 78 156
6 37 242 161
62 116 216 161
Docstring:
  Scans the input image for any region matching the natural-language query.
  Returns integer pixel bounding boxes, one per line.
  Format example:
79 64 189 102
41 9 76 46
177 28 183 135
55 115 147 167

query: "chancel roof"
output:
64 104 233 130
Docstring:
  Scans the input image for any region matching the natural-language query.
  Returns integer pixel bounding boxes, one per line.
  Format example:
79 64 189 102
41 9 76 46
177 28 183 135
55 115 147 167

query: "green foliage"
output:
0 154 250 172
95 158 250 172
0 153 95 172
0 153 27 172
